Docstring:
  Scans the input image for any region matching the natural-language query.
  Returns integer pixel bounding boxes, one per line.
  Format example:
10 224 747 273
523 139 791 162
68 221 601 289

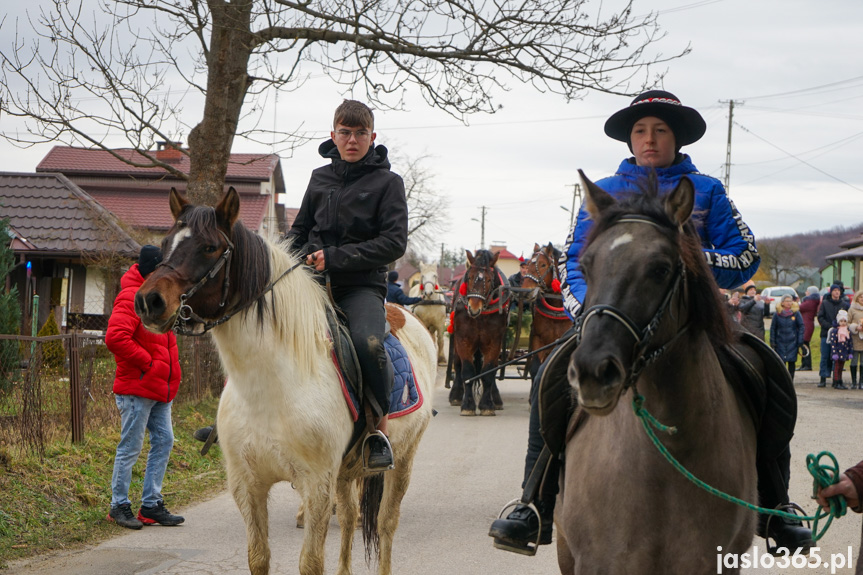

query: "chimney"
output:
155 141 185 163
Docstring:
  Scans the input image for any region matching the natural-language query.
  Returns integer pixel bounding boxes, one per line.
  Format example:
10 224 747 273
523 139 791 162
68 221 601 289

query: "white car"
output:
760 286 798 315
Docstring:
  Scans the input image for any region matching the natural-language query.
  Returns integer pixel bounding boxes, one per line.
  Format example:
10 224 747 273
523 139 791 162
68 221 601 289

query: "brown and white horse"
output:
135 188 436 575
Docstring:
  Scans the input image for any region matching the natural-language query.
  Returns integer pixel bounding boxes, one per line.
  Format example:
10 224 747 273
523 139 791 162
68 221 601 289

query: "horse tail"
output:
361 472 385 564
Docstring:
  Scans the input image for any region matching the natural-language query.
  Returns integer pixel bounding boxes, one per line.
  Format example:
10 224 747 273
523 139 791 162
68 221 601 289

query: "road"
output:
7 368 862 574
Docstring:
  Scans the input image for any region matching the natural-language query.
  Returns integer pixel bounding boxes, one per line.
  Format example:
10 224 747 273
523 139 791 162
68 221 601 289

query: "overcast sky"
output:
2 0 863 262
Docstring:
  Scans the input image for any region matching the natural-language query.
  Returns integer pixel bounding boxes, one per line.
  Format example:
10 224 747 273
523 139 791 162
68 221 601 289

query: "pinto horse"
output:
556 172 756 574
409 262 447 364
448 249 510 416
521 242 573 378
135 188 436 575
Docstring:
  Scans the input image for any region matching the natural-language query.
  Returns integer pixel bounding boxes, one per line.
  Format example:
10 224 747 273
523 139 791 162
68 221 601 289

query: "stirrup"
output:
491 498 543 557
762 502 811 556
362 430 394 472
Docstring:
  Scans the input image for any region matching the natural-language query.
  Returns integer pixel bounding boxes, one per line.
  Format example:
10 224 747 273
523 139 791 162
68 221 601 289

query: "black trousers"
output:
522 345 794 524
332 285 392 418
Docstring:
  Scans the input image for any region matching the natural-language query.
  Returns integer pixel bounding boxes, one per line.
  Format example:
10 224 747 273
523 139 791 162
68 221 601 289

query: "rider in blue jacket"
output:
490 90 812 556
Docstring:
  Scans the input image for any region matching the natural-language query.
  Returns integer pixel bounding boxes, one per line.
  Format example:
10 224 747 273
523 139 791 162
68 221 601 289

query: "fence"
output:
0 332 223 458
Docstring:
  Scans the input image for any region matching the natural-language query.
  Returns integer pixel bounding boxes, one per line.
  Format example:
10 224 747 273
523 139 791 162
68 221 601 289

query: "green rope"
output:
631 393 848 542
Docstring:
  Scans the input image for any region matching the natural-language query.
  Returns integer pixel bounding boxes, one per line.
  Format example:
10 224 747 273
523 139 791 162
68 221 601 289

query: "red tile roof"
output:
88 189 270 231
37 146 280 182
0 172 140 256
490 246 519 260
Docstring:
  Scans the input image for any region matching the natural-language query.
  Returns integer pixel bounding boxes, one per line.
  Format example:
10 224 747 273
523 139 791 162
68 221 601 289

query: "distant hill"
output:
763 224 863 269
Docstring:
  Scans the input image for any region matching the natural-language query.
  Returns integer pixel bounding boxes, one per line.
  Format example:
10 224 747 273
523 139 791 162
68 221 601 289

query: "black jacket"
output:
287 141 408 291
817 295 849 332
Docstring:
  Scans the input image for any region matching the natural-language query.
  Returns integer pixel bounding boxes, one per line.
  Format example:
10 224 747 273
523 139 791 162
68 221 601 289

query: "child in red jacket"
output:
106 245 184 530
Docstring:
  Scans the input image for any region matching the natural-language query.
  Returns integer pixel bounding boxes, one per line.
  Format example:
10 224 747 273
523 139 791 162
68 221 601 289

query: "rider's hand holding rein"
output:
306 249 326 271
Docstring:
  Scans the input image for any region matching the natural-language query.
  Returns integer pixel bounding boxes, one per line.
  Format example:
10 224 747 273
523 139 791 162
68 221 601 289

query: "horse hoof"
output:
460 409 476 416
450 399 462 407
480 409 496 416
494 404 504 410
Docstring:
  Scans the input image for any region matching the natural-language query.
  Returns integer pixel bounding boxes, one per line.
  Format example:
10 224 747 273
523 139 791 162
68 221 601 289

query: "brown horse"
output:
556 172 757 574
521 242 573 378
448 249 509 416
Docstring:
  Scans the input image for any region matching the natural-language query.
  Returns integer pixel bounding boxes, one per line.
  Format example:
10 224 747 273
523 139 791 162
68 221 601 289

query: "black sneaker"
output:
107 503 143 530
489 503 552 555
366 435 394 470
138 501 185 526
818 378 827 387
194 426 217 443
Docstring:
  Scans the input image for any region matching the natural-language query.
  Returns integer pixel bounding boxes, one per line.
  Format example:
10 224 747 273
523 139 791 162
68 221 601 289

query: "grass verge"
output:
0 396 224 568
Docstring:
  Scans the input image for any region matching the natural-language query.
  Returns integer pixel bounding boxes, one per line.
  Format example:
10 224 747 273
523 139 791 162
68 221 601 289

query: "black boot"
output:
489 499 554 555
818 377 827 387
757 513 814 555
833 379 848 390
851 365 858 389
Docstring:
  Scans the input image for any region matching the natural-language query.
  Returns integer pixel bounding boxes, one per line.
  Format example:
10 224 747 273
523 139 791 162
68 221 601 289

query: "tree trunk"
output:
186 1 255 206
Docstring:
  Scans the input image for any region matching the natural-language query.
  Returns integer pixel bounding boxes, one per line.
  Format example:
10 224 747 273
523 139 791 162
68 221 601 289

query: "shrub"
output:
37 313 65 369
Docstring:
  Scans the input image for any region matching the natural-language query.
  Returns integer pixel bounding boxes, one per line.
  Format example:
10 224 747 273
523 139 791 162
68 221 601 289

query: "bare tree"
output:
758 238 810 285
1 0 686 206
394 152 449 256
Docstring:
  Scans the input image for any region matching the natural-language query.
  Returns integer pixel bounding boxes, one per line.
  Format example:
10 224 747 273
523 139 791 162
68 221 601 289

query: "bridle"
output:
574 215 689 389
458 264 509 315
524 251 556 293
164 228 303 336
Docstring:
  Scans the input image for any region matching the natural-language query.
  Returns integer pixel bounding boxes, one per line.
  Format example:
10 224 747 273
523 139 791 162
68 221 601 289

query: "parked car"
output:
760 286 798 315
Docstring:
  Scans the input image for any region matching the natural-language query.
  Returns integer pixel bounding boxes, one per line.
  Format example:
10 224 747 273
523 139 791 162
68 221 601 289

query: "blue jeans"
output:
111 394 174 508
819 336 833 379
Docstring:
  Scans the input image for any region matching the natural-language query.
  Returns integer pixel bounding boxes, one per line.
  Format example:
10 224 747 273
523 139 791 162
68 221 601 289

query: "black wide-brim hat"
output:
604 90 706 148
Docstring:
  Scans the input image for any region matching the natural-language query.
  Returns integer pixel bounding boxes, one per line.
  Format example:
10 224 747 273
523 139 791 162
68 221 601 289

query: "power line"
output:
734 75 863 101
734 121 863 193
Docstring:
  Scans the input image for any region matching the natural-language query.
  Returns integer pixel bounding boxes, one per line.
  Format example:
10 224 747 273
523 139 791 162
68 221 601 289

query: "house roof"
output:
87 189 270 231
0 172 140 257
826 246 863 261
37 146 281 182
489 245 520 260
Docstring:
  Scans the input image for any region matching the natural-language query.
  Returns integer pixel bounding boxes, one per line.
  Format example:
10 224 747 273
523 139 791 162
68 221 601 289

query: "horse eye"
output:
204 245 218 254
650 265 671 281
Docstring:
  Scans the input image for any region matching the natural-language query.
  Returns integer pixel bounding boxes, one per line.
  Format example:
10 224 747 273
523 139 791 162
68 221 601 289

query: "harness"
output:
573 216 690 389
455 268 511 315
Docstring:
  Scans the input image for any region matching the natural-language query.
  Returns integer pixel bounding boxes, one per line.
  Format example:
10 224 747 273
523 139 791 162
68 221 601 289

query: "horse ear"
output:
215 187 241 228
545 242 555 256
533 243 540 253
169 187 189 220
664 177 695 227
490 250 500 266
579 169 616 222
465 250 475 267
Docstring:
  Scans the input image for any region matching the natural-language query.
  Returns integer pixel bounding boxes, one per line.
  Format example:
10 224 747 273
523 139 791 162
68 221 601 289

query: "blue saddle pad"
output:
335 334 424 422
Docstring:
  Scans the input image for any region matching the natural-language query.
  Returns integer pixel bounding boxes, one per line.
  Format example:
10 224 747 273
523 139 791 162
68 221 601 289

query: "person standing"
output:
817 284 849 387
738 284 766 339
287 99 409 471
848 290 863 389
797 286 820 371
508 259 529 288
827 309 853 389
106 245 184 529
770 295 804 382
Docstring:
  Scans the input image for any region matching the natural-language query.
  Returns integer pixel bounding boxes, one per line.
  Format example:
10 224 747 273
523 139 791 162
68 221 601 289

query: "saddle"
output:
538 327 797 462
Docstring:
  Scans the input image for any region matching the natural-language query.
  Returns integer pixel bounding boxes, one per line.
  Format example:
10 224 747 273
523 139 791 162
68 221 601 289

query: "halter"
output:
168 229 303 336
524 250 556 293
574 215 689 388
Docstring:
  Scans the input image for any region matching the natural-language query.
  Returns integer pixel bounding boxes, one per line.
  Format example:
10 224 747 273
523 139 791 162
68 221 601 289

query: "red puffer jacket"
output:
106 264 181 403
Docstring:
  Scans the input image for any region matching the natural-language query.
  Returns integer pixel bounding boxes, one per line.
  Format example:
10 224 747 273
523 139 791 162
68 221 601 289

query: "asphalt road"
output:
7 367 862 574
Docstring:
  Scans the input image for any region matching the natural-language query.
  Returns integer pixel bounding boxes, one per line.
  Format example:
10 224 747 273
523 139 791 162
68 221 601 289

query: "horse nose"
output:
573 354 625 390
135 291 167 320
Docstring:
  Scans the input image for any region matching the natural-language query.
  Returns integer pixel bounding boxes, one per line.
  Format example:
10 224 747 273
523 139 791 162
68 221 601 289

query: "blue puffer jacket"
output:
559 155 761 319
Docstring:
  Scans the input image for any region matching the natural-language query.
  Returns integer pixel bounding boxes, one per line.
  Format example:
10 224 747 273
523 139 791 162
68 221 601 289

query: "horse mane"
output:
585 176 733 348
183 206 332 375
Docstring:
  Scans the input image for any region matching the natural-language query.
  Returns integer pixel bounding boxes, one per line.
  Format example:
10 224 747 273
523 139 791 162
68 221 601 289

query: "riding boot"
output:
755 447 814 554
489 445 558 555
850 365 858 389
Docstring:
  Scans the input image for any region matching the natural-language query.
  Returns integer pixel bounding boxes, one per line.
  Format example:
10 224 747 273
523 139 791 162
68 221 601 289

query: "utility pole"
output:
478 206 487 249
720 99 741 193
562 183 582 230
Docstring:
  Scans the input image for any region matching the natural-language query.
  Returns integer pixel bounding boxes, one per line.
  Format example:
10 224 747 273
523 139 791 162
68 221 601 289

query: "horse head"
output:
462 249 500 318
418 262 439 299
569 169 729 415
135 187 269 335
521 242 560 302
